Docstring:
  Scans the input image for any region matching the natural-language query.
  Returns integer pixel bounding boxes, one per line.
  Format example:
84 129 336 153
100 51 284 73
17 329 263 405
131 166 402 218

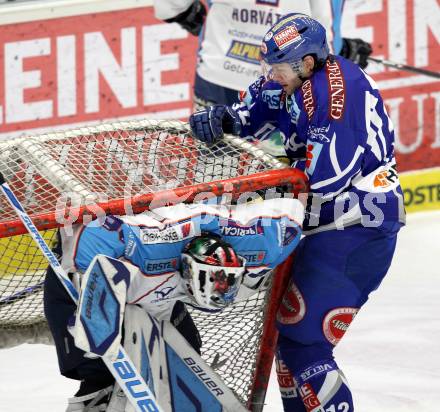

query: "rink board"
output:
400 168 440 213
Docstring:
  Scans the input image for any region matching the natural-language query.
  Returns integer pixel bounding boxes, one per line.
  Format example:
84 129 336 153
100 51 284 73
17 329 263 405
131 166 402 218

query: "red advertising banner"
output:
0 6 198 135
0 1 439 174
341 0 440 172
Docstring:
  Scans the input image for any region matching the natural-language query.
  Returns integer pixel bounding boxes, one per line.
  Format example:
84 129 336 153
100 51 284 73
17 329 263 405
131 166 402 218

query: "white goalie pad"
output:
120 304 248 412
70 255 138 360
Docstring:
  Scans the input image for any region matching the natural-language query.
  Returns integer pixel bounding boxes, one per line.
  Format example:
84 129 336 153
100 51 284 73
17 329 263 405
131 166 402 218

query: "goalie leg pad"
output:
70 255 138 359
122 304 247 412
44 265 112 382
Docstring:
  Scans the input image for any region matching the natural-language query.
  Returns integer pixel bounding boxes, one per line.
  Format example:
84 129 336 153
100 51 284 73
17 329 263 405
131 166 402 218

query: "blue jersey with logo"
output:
234 55 406 232
60 199 304 319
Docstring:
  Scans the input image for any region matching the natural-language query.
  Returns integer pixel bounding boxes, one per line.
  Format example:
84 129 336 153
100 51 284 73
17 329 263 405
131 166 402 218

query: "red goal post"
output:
0 119 307 410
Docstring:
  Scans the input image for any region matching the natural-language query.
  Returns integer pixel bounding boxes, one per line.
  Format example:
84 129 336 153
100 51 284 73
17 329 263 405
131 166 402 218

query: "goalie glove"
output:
340 37 372 69
164 1 207 36
189 105 242 145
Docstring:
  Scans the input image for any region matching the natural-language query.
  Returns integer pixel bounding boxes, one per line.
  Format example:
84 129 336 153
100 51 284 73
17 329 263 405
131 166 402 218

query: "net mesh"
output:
0 119 294 405
188 289 271 404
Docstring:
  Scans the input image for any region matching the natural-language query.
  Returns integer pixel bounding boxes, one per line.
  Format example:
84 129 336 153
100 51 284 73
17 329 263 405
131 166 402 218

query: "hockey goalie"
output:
43 197 304 411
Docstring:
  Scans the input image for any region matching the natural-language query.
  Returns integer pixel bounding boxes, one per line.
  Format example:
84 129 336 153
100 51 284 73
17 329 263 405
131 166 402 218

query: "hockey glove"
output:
164 1 207 36
189 105 242 145
340 38 372 69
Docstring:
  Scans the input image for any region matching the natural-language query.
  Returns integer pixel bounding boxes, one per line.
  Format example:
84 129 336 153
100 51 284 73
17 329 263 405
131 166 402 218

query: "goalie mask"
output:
181 234 246 310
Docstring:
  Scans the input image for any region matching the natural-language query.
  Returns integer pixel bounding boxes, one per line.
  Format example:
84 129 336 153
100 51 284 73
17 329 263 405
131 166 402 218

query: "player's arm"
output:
189 76 281 144
60 215 126 274
62 216 125 272
153 0 206 36
232 197 304 266
223 197 305 300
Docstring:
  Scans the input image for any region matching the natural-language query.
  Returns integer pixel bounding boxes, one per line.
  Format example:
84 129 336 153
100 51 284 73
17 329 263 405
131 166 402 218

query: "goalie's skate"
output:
65 385 113 412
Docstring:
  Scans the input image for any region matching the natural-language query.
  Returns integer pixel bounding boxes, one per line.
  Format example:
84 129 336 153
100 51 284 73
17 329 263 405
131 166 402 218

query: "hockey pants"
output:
275 224 399 411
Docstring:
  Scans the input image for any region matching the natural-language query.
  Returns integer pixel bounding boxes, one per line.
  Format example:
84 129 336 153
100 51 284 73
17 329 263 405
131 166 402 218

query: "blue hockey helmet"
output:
260 13 329 69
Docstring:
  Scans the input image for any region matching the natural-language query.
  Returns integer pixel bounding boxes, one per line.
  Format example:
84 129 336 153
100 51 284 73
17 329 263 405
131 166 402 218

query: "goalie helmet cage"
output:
0 119 307 411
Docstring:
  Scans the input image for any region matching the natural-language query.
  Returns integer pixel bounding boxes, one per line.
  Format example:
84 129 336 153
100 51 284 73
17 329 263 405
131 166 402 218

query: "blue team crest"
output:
154 286 177 300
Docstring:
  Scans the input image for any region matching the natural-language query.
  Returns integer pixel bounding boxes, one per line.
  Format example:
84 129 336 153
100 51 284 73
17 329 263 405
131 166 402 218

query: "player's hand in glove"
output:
340 38 372 69
164 0 207 36
189 105 242 144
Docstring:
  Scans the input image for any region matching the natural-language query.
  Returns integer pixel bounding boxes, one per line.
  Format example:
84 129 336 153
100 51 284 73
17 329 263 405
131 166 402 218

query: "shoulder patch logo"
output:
326 60 345 120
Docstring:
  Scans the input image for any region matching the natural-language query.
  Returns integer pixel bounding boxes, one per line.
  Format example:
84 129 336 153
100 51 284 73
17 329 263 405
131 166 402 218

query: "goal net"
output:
0 119 307 410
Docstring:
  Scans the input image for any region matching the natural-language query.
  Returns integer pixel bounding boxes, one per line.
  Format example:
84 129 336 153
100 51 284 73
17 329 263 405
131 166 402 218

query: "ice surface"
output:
265 210 440 411
1 211 439 411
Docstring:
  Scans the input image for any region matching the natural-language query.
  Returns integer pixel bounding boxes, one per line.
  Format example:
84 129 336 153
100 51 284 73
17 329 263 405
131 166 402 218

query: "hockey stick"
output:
0 172 163 412
0 281 44 306
368 56 440 79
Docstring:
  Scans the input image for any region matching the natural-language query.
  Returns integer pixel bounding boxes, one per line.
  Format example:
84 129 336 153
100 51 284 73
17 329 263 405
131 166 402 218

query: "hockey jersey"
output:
60 198 304 320
233 55 406 232
154 0 343 91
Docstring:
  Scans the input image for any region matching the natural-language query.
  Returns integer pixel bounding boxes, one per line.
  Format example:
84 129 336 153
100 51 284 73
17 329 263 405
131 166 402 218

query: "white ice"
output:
1 211 439 411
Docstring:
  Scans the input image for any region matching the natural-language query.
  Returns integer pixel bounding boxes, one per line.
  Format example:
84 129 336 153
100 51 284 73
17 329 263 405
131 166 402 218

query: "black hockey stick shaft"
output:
0 281 44 306
368 57 440 79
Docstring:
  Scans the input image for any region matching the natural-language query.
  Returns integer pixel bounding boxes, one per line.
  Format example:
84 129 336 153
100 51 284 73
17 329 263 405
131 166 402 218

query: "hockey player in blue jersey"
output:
44 198 304 411
155 0 372 159
189 13 406 412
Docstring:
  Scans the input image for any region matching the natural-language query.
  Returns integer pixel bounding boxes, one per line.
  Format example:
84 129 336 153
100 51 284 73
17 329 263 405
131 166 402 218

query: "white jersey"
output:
154 0 339 91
